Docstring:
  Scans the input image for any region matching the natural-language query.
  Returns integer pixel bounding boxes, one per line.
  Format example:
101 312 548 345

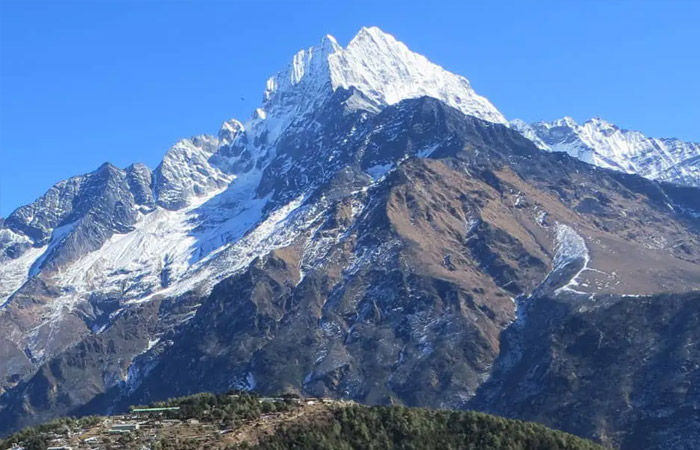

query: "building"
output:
108 430 131 435
131 407 180 413
111 423 140 431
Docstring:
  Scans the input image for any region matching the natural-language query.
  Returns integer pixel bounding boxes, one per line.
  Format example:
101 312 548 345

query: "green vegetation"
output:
239 405 605 450
141 391 297 427
1 392 604 450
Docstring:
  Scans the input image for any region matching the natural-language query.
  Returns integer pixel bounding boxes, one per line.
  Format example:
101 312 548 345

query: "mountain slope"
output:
470 291 700 450
2 96 698 450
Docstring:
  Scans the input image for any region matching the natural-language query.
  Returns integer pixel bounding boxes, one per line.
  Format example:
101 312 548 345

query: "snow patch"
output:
366 162 394 180
553 223 590 294
416 143 440 158
0 244 47 306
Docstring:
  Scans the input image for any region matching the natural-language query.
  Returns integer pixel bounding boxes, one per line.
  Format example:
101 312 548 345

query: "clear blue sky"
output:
1 0 698 216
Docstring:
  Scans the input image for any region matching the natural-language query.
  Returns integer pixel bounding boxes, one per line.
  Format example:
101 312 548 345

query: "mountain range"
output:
511 117 700 187
1 26 699 450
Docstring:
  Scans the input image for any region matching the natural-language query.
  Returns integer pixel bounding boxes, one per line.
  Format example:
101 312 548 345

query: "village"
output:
3 394 342 450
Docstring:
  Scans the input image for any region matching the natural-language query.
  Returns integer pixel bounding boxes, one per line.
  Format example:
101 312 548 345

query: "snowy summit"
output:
263 26 507 126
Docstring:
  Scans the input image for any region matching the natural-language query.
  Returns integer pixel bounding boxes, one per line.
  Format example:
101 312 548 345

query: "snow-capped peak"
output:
263 34 341 105
551 116 578 129
330 27 506 123
260 29 343 104
218 119 245 143
511 116 700 187
261 26 506 126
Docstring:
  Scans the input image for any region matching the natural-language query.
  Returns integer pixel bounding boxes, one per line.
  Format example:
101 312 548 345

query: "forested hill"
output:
246 403 605 450
1 391 604 450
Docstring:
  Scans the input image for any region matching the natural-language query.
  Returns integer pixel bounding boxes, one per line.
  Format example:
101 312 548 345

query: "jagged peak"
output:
319 33 341 52
548 116 578 128
125 162 149 172
514 114 700 187
586 116 613 126
509 118 529 128
260 26 506 125
97 161 118 171
218 119 245 143
94 162 125 178
263 34 341 103
155 135 220 179
530 115 700 145
347 26 397 49
582 117 623 135
220 118 244 132
355 25 383 38
166 134 218 154
539 116 621 133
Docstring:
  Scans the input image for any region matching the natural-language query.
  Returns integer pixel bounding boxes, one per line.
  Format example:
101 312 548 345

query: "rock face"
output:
470 292 700 450
153 135 232 210
1 27 699 450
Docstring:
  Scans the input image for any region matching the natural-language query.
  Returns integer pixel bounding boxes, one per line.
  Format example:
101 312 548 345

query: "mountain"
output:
511 117 700 187
1 26 699 450
0 26 510 400
0 391 605 450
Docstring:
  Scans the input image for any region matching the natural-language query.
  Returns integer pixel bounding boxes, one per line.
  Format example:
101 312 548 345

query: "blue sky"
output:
1 0 698 216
